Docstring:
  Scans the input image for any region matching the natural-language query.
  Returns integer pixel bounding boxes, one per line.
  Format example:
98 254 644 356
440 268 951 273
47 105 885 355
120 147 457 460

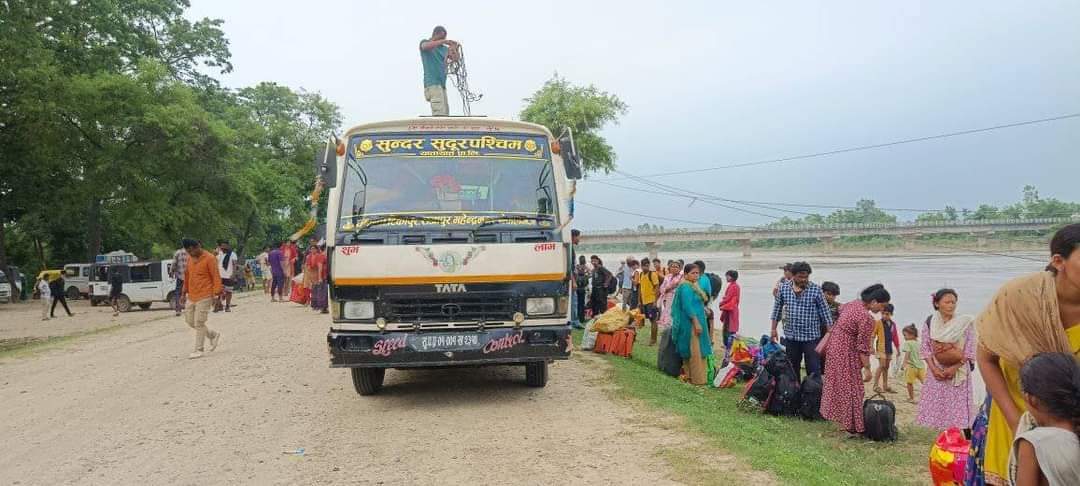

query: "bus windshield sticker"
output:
353 133 548 160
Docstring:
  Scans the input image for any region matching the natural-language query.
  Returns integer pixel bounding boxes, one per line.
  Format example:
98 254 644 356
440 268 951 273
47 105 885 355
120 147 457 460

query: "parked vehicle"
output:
88 260 176 312
63 263 92 300
321 118 581 395
0 270 11 303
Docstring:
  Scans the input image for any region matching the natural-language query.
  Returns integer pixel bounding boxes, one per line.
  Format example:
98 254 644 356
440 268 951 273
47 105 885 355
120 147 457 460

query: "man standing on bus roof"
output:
419 25 459 116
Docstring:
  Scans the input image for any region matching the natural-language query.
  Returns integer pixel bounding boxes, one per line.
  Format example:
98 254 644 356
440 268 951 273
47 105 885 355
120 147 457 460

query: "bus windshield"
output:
338 133 558 235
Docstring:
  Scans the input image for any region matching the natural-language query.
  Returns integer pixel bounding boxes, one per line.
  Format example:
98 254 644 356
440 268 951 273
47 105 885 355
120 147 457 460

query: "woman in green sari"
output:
672 263 713 385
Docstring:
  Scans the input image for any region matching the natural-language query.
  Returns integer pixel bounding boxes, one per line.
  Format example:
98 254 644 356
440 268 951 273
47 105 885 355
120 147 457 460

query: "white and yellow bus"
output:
318 117 583 395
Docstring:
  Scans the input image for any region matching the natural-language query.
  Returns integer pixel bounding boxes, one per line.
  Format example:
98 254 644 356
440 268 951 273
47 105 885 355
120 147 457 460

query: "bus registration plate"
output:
415 333 482 352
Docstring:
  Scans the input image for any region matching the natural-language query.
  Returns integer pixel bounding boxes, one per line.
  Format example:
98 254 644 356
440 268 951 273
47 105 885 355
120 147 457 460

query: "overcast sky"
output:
188 0 1079 230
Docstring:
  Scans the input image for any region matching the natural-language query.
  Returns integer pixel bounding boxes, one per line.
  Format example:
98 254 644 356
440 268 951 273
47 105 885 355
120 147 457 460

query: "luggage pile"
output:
739 349 825 421
583 305 637 358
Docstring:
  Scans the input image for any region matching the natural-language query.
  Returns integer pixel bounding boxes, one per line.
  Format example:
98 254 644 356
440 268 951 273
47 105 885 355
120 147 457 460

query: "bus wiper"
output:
475 214 555 229
354 214 444 231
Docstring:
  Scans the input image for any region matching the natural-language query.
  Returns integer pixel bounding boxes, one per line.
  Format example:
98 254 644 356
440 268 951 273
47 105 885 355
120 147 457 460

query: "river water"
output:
595 250 1050 402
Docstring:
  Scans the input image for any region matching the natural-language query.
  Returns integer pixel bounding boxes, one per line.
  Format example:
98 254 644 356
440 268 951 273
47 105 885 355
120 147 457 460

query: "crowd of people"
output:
574 223 1080 485
167 236 328 359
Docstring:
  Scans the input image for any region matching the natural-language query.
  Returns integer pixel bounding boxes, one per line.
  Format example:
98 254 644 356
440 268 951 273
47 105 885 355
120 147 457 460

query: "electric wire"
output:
445 45 482 116
595 112 1080 182
575 200 756 229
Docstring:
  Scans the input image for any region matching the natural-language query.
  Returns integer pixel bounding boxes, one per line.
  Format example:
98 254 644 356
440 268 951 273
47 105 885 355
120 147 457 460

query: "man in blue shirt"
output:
769 261 833 380
419 25 459 116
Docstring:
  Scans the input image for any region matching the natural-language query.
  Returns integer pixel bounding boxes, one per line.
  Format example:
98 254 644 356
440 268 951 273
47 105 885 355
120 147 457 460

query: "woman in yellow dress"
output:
972 223 1080 485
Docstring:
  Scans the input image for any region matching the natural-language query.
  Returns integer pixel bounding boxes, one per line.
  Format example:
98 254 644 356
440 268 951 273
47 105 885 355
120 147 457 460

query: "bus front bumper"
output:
327 325 572 368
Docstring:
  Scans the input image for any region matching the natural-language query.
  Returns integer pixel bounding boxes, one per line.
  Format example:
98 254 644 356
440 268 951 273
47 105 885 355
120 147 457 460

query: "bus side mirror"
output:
558 128 583 180
315 140 338 188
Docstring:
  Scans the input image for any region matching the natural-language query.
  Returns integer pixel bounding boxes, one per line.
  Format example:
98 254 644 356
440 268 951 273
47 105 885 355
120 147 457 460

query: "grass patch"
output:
576 330 936 486
0 325 127 360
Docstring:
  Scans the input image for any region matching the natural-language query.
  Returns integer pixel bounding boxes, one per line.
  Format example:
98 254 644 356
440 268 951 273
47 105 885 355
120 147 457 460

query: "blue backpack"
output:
759 335 782 360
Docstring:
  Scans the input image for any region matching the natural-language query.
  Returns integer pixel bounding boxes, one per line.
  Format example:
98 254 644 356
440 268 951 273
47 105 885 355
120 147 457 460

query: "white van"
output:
89 260 176 312
63 263 92 300
0 270 11 303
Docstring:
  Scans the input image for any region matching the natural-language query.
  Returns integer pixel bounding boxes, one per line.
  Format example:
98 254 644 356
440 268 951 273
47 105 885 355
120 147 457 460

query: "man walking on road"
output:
419 25 459 116
216 240 237 312
172 243 189 316
49 276 74 318
769 261 833 380
181 238 222 359
267 242 286 303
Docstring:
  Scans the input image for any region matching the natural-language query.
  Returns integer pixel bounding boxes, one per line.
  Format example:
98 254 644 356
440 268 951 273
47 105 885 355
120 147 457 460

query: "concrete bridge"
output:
580 217 1076 257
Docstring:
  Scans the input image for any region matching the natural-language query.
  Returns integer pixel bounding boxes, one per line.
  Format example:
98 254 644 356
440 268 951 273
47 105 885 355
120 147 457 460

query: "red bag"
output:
613 328 636 358
594 332 615 354
929 427 970 485
289 285 310 305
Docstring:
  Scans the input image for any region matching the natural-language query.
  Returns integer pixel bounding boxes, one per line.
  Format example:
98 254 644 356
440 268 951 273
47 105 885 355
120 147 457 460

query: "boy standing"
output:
637 259 661 344
872 303 899 393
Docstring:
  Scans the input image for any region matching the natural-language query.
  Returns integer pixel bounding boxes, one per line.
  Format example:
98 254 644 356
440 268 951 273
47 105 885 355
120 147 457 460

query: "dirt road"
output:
0 294 765 485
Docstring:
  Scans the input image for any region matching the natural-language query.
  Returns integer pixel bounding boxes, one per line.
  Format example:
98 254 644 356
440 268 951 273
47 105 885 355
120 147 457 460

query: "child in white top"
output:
1008 352 1080 486
37 278 52 321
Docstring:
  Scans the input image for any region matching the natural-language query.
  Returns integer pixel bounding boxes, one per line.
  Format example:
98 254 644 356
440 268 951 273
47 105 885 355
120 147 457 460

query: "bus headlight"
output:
526 297 555 316
343 301 375 319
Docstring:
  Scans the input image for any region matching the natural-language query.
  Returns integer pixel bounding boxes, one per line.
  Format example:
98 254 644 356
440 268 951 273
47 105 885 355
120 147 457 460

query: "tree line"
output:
766 186 1079 228
0 0 341 276
0 2 629 277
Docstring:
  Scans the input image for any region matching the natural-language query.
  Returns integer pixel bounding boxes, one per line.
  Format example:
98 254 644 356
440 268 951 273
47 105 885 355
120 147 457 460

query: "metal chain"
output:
446 45 482 116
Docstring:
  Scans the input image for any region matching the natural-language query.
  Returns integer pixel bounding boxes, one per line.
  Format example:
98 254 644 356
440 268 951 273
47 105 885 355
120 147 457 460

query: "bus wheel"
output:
66 287 80 300
90 298 99 307
350 368 385 396
116 295 132 313
525 361 548 387
137 303 151 310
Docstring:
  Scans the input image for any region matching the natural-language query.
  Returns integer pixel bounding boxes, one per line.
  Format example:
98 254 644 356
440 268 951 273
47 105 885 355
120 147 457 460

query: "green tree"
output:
519 74 628 174
0 0 342 275
966 204 1001 220
825 199 897 224
222 83 341 256
916 205 959 223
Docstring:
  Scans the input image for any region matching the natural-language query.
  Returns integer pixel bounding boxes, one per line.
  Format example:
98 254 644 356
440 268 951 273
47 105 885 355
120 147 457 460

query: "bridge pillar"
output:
901 234 918 251
976 231 992 249
821 236 836 254
644 242 662 260
739 239 752 258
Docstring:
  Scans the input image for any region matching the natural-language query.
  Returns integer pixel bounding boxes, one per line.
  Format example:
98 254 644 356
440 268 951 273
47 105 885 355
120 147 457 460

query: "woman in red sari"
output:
820 283 891 435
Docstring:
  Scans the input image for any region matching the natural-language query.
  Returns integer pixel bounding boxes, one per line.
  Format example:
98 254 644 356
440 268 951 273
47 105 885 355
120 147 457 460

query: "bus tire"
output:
525 361 548 387
116 295 132 313
66 286 80 300
351 368 385 396
90 298 99 307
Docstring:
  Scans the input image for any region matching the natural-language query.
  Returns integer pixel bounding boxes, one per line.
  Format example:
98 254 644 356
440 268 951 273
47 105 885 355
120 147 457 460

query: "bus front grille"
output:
382 293 516 323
